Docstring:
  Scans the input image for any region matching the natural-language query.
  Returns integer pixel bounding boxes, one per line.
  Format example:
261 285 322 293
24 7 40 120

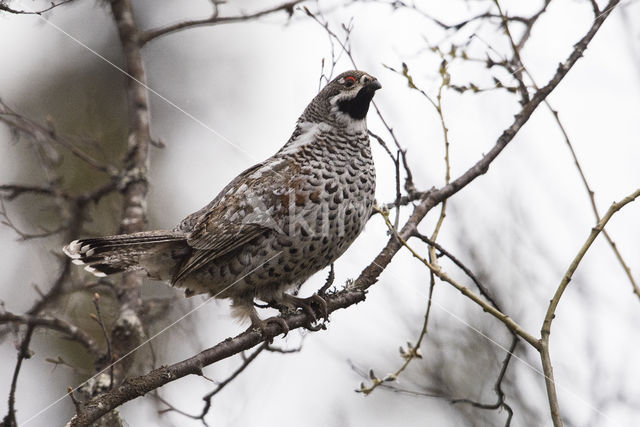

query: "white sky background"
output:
1 0 639 426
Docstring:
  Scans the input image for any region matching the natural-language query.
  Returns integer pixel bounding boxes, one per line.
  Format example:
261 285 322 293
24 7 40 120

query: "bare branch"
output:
413 233 502 311
91 293 114 389
353 0 551 50
546 105 640 299
540 186 640 427
0 198 65 240
491 0 639 303
355 0 621 297
452 336 518 426
104 0 152 389
359 56 457 396
492 0 531 104
377 208 540 348
140 1 304 45
0 0 75 15
0 184 70 201
0 311 101 356
0 100 114 174
357 267 435 396
3 324 35 426
352 336 519 425
68 290 366 425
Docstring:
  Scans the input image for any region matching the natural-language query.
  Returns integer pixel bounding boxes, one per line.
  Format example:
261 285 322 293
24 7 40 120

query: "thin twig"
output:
0 311 101 356
357 266 435 395
540 186 640 427
413 233 502 312
140 1 303 45
91 293 114 389
2 324 34 426
0 198 65 240
452 336 518 426
493 0 531 104
488 1 640 300
354 0 622 297
0 100 113 174
197 342 269 419
0 184 71 201
545 106 640 299
359 57 456 396
68 290 366 425
377 208 540 349
0 0 76 15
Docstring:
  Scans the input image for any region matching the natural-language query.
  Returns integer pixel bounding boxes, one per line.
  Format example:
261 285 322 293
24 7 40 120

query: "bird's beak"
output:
368 79 382 91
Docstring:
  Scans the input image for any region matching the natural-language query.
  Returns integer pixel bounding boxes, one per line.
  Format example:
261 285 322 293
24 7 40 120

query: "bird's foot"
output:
284 293 329 330
250 313 289 339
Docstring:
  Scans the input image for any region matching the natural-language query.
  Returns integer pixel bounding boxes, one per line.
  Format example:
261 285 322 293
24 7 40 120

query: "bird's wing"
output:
172 158 294 283
172 222 269 284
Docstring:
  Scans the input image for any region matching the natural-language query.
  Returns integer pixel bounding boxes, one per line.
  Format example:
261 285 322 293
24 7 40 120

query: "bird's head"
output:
302 70 381 129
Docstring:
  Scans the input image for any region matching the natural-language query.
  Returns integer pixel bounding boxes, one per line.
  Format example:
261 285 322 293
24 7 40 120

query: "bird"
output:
64 70 381 335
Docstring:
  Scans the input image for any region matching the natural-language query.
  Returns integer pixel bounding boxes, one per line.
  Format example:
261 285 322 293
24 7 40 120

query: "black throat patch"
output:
337 87 376 120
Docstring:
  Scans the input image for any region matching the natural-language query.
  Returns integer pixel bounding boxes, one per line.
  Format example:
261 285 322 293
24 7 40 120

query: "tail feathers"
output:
64 231 188 278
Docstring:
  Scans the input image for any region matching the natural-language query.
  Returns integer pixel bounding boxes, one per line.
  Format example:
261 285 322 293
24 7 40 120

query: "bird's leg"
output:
248 305 289 338
317 264 335 297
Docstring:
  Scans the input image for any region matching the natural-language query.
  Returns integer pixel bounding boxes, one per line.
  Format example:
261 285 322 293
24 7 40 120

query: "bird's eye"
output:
344 76 356 87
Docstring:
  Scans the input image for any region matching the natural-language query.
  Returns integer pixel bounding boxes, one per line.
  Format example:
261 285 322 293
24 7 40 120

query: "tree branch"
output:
0 311 102 356
0 100 113 174
158 342 270 423
2 325 35 427
355 0 621 295
546 104 640 299
0 184 70 201
72 0 154 420
540 187 640 427
451 336 518 426
377 209 539 349
68 290 366 426
139 1 304 45
0 0 75 15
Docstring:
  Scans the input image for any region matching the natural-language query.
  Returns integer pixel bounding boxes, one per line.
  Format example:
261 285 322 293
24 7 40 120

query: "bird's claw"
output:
285 293 329 330
250 315 289 339
308 293 329 320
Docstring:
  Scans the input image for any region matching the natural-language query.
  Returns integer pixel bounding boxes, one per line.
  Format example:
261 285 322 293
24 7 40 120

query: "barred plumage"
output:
64 70 381 332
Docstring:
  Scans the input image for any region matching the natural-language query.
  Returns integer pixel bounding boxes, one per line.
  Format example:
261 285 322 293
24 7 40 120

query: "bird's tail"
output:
63 230 190 279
